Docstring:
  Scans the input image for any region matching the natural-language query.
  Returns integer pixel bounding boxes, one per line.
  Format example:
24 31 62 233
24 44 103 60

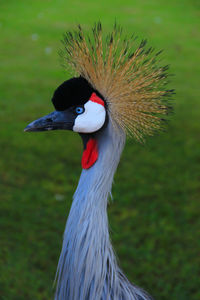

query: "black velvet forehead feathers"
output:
52 77 101 111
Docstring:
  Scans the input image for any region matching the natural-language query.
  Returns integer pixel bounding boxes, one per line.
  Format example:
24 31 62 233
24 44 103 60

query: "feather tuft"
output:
60 23 174 141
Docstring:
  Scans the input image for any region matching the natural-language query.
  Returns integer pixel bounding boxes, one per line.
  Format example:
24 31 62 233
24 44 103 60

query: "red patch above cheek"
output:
90 93 105 106
81 138 98 169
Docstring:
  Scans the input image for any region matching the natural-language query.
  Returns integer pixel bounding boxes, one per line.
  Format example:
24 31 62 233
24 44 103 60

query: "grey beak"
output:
24 110 75 132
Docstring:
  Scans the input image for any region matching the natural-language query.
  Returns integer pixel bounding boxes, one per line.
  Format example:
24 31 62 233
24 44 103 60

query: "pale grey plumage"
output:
55 117 153 300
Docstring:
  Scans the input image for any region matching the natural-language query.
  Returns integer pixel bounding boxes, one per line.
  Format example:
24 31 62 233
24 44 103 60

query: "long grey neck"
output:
55 120 152 300
55 119 125 300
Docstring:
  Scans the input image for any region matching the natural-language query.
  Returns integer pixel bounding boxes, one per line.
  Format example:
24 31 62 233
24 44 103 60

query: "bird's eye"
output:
75 106 85 114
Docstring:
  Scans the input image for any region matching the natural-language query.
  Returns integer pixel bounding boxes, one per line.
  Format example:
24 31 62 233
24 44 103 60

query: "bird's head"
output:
24 77 107 169
24 23 174 169
24 77 106 135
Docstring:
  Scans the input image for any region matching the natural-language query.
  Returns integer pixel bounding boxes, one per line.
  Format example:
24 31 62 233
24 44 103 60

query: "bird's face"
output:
24 77 106 134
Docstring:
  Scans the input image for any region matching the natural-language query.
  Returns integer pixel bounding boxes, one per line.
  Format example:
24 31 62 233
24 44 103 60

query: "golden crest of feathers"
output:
60 22 174 141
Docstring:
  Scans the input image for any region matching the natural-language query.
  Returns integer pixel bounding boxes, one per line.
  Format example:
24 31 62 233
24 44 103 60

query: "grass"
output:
0 0 200 299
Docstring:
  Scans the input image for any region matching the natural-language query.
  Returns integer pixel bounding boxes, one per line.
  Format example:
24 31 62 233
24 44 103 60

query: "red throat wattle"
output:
81 138 98 169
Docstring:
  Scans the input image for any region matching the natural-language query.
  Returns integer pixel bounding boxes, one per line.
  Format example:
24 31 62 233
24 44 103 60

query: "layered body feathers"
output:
55 120 153 300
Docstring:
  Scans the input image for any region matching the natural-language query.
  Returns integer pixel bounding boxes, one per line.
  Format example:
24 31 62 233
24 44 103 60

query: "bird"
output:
24 23 173 300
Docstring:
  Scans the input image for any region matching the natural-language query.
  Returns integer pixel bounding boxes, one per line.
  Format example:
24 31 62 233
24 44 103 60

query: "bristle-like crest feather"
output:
60 23 174 141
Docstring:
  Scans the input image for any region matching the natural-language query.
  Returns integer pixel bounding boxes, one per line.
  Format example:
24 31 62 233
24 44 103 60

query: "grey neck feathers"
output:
55 119 152 300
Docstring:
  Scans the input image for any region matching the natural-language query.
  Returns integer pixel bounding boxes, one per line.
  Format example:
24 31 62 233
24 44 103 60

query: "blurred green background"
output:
0 0 199 299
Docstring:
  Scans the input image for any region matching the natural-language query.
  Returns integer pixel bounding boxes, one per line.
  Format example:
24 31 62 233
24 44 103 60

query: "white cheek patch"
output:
73 100 106 133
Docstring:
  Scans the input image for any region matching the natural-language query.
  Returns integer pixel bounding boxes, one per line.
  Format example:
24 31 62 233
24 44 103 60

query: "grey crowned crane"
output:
25 23 173 300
